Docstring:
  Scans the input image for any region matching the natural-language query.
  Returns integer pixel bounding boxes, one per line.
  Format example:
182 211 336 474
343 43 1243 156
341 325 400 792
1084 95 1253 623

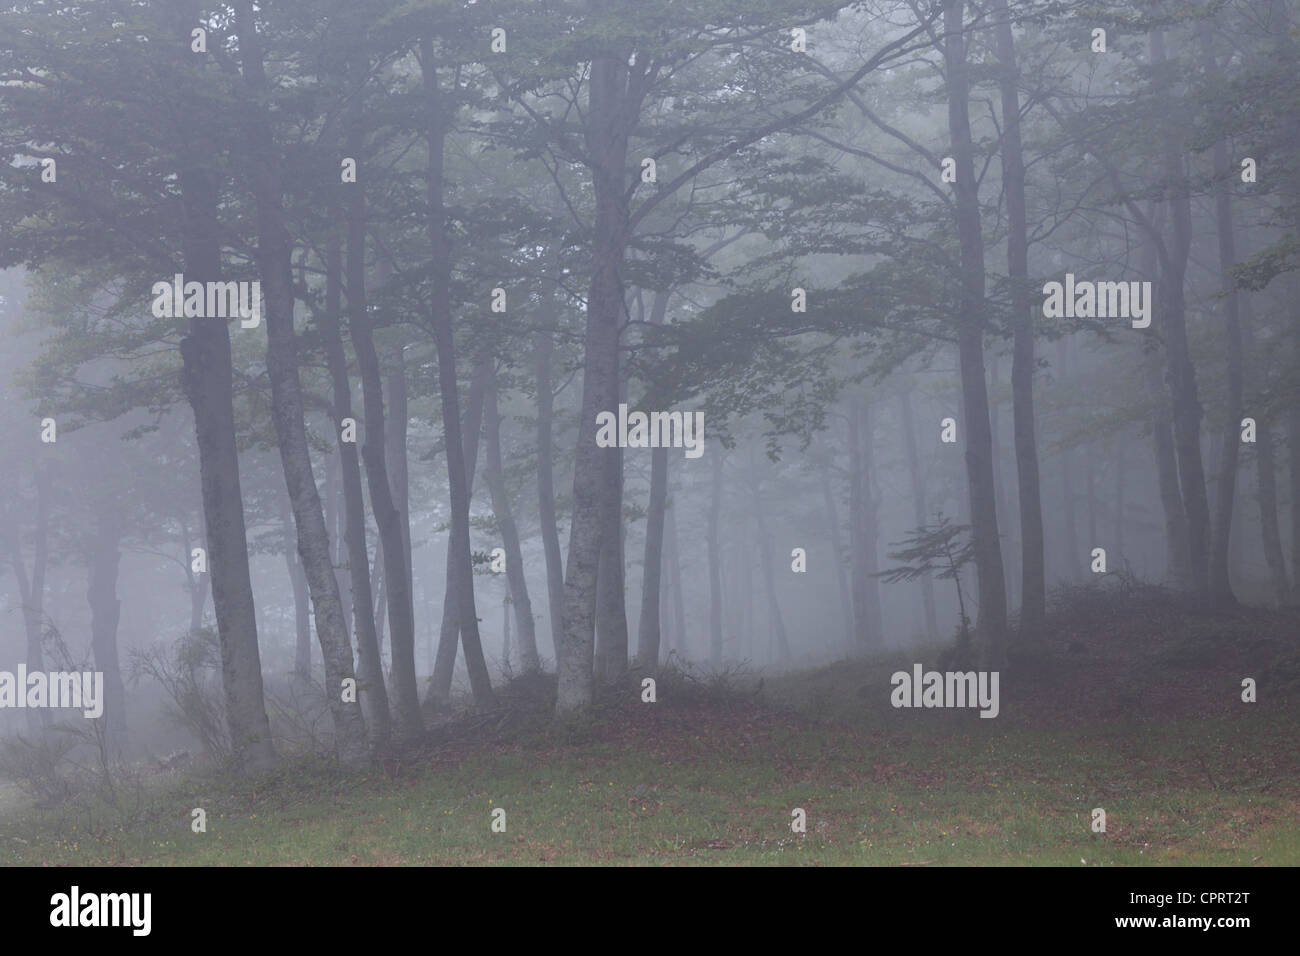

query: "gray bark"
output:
484 367 540 672
233 0 368 765
943 0 1009 666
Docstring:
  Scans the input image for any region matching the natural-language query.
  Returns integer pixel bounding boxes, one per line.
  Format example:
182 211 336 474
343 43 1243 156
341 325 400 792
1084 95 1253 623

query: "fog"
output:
0 0 1295 875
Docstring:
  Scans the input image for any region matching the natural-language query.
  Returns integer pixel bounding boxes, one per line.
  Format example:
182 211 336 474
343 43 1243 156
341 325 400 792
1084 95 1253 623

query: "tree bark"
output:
1198 21 1243 607
637 446 669 671
87 516 127 752
534 299 567 666
943 0 1009 666
1151 27 1211 592
176 141 275 772
664 494 688 660
594 389 629 682
859 403 884 648
990 0 1046 633
1242 296 1289 604
420 40 493 708
484 366 540 672
898 387 939 639
753 480 791 665
318 221 390 747
706 448 724 668
427 356 490 706
233 0 368 765
819 465 855 650
344 92 422 740
280 496 312 683
556 31 633 712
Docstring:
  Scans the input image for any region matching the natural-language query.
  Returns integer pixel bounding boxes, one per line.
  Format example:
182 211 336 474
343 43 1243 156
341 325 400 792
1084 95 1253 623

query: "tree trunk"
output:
819 465 855 650
386 347 414 633
898 387 939 639
754 485 791 665
534 299 567 666
1056 341 1082 581
420 40 494 708
1198 21 1243 606
501 591 512 671
319 221 389 747
851 400 884 649
633 290 672 671
1152 27 1211 593
1137 202 1192 587
992 0 1046 633
707 448 724 668
484 367 540 672
636 445 669 672
176 151 275 773
1113 439 1127 567
234 0 368 765
943 0 1009 666
427 356 490 706
345 95 422 741
594 339 629 682
281 496 312 683
556 35 633 713
665 494 688 660
1242 298 1289 603
87 518 127 752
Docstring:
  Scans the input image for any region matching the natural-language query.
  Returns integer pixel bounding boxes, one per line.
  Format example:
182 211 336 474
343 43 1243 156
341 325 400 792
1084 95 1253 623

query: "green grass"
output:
2 659 1296 866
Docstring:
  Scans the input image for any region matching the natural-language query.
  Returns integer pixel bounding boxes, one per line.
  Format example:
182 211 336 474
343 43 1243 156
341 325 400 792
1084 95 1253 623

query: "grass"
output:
3 584 1298 866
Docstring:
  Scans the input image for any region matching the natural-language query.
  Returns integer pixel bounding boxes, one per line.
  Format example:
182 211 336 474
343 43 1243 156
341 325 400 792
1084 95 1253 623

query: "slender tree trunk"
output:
1056 341 1082 581
992 0 1046 632
1085 442 1097 553
853 401 884 649
234 0 368 765
484 367 540 672
281 496 312 682
501 591 512 671
898 387 940 639
636 445 669 672
345 96 421 741
707 448 724 668
556 33 633 712
386 347 414 632
176 146 275 772
319 222 389 746
189 569 210 635
819 465 855 650
1290 285 1300 604
534 299 567 666
1152 27 1211 592
1242 296 1289 604
1137 202 1192 587
1198 22 1243 606
372 545 386 656
87 517 127 752
754 487 791 665
427 357 490 706
594 371 629 683
420 41 493 708
665 495 688 660
943 0 1009 666
1114 439 1127 568
847 407 868 645
989 359 1016 607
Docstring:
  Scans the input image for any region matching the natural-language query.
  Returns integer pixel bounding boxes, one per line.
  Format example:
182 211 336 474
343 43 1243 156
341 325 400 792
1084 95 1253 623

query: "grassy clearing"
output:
3 586 1297 866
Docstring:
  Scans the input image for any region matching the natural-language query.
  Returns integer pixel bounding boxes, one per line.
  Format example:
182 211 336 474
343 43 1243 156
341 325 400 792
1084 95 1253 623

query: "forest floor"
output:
3 583 1298 866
